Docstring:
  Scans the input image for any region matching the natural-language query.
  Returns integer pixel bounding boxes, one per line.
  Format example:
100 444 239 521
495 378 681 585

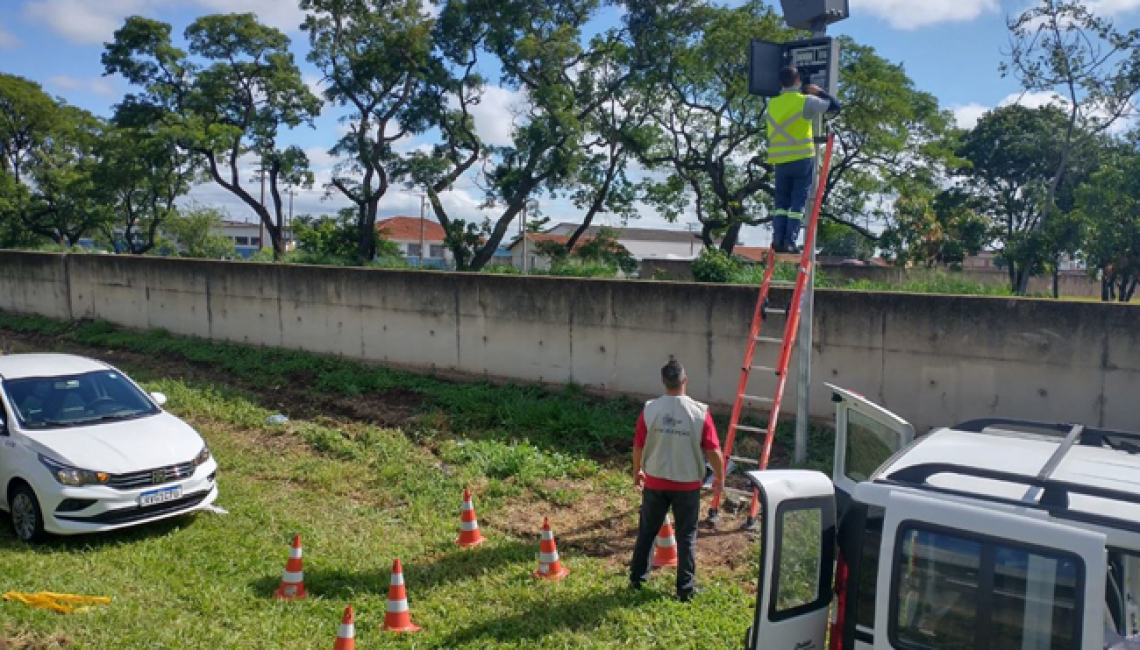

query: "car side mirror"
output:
150 392 168 407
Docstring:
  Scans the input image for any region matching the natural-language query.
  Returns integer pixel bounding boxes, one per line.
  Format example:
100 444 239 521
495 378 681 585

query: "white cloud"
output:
190 0 307 34
464 85 525 147
952 103 991 129
47 74 116 96
24 0 305 46
0 26 20 49
850 0 999 29
1086 0 1140 15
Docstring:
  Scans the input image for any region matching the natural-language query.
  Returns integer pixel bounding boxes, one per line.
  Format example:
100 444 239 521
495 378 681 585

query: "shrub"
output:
691 248 741 283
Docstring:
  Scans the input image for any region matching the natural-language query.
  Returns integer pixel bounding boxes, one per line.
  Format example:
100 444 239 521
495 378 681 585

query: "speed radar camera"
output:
779 0 850 31
748 37 841 98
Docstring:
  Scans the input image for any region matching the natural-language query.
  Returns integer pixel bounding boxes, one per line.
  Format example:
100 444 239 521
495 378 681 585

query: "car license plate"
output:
139 485 182 507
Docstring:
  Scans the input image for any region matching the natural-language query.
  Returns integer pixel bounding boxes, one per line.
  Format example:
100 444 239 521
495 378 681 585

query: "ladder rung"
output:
732 424 766 434
769 281 796 288
741 394 774 405
755 336 784 345
764 307 788 316
750 364 778 373
729 455 761 466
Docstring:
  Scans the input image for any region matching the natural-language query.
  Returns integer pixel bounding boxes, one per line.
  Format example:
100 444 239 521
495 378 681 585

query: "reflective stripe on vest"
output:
767 93 814 164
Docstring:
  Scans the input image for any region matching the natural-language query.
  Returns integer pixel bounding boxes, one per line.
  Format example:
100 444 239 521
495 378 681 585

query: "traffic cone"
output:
382 559 421 633
333 605 355 650
456 488 486 548
533 517 569 580
652 515 679 568
272 534 307 600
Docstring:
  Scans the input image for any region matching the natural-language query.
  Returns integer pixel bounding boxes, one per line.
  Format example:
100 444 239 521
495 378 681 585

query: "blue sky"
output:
1 0 1138 244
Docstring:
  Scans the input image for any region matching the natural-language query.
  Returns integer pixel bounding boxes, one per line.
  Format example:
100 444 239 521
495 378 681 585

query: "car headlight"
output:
192 446 211 467
38 455 110 487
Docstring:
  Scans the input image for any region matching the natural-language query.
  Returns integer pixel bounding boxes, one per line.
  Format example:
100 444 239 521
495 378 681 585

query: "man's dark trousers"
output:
630 488 701 597
772 157 815 249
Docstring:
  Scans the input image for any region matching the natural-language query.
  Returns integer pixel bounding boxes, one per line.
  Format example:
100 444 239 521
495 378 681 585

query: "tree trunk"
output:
1053 268 1060 300
719 222 743 254
1102 275 1111 302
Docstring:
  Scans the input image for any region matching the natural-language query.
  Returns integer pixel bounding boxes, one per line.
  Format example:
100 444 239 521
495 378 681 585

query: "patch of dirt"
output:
0 627 71 650
491 481 758 575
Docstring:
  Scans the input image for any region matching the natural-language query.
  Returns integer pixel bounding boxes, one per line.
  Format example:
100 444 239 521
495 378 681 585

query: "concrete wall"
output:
1 251 1137 434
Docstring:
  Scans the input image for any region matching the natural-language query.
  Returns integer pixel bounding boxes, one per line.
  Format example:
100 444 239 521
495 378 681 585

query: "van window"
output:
846 410 906 481
773 505 824 615
892 526 1083 650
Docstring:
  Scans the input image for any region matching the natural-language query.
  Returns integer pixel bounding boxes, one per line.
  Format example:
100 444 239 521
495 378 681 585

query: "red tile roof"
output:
376 216 446 242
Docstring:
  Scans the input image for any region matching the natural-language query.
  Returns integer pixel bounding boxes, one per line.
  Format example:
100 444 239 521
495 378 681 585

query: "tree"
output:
1001 0 1140 293
956 105 1099 292
0 74 109 247
879 186 990 269
406 0 634 271
301 0 434 263
291 208 401 265
1075 147 1140 302
95 121 198 254
634 0 791 251
633 6 957 253
103 14 322 258
164 204 237 259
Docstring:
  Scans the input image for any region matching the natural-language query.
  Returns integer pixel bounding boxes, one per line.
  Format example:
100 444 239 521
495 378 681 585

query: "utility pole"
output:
419 194 427 268
287 188 296 251
794 19 831 466
258 167 267 251
521 202 529 274
686 223 699 256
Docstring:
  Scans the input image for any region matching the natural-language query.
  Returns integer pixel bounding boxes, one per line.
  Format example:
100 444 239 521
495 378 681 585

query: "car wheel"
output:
9 483 46 543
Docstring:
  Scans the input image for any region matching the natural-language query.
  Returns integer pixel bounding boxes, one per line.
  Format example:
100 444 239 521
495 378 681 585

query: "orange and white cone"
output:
533 517 569 580
332 605 355 650
652 515 679 568
456 488 486 548
382 559 421 633
273 534 307 600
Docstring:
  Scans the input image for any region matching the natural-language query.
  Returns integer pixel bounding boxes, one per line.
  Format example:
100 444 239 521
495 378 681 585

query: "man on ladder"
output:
768 65 841 254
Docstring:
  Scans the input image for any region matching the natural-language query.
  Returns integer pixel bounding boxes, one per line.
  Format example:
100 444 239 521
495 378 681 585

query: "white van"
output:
745 385 1140 650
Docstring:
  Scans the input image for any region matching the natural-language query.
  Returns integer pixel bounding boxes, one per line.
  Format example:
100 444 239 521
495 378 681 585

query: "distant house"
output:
504 232 609 272
214 219 297 258
543 223 703 262
376 216 450 267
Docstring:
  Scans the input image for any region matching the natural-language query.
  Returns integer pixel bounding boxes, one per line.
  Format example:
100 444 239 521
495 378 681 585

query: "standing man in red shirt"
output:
630 357 725 602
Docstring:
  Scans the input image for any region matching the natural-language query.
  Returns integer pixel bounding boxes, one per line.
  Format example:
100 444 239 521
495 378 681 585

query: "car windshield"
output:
1 370 160 430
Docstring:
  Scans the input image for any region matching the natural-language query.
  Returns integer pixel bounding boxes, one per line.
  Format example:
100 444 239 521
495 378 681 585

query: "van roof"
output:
876 420 1140 538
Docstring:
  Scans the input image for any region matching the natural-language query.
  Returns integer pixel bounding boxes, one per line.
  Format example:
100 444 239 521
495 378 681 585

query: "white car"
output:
0 353 219 542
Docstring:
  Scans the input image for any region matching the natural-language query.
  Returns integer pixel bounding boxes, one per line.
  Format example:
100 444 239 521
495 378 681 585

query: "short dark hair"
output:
779 66 800 88
662 357 686 390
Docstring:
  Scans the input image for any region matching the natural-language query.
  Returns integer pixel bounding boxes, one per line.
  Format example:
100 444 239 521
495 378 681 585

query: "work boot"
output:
770 241 786 253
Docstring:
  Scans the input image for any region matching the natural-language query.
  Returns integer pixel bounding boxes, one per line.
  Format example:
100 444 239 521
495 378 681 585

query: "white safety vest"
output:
641 395 708 484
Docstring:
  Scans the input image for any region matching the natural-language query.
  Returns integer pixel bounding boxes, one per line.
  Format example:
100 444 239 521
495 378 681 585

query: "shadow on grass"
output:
248 539 535 599
0 513 197 554
440 583 670 647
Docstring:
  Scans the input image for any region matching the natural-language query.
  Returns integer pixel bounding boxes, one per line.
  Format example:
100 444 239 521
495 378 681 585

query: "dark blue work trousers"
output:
772 158 815 249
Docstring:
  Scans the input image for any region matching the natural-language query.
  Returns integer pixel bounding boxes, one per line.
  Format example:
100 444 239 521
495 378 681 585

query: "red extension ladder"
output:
707 133 836 530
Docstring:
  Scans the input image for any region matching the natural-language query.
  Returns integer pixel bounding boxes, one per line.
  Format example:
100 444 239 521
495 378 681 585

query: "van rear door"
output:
873 490 1107 650
745 469 836 650
827 384 914 508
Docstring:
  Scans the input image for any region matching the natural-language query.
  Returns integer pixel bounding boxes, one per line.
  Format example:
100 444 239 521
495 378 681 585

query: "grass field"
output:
0 314 835 649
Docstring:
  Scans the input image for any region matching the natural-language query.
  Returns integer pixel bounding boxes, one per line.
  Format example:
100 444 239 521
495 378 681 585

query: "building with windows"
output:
376 216 451 267
506 223 703 271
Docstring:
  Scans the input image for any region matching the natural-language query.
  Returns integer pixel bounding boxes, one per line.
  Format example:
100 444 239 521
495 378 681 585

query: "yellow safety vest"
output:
766 93 815 165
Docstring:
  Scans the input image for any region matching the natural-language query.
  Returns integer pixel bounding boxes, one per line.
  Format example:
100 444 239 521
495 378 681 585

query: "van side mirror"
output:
150 392 168 407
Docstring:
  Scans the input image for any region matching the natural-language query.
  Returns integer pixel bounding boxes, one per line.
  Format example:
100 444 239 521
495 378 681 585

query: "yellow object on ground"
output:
2 592 111 614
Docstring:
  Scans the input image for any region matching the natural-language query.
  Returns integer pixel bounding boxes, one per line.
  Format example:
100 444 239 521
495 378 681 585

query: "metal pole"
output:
419 194 426 268
258 168 266 251
795 23 828 465
287 189 294 251
521 203 528 273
